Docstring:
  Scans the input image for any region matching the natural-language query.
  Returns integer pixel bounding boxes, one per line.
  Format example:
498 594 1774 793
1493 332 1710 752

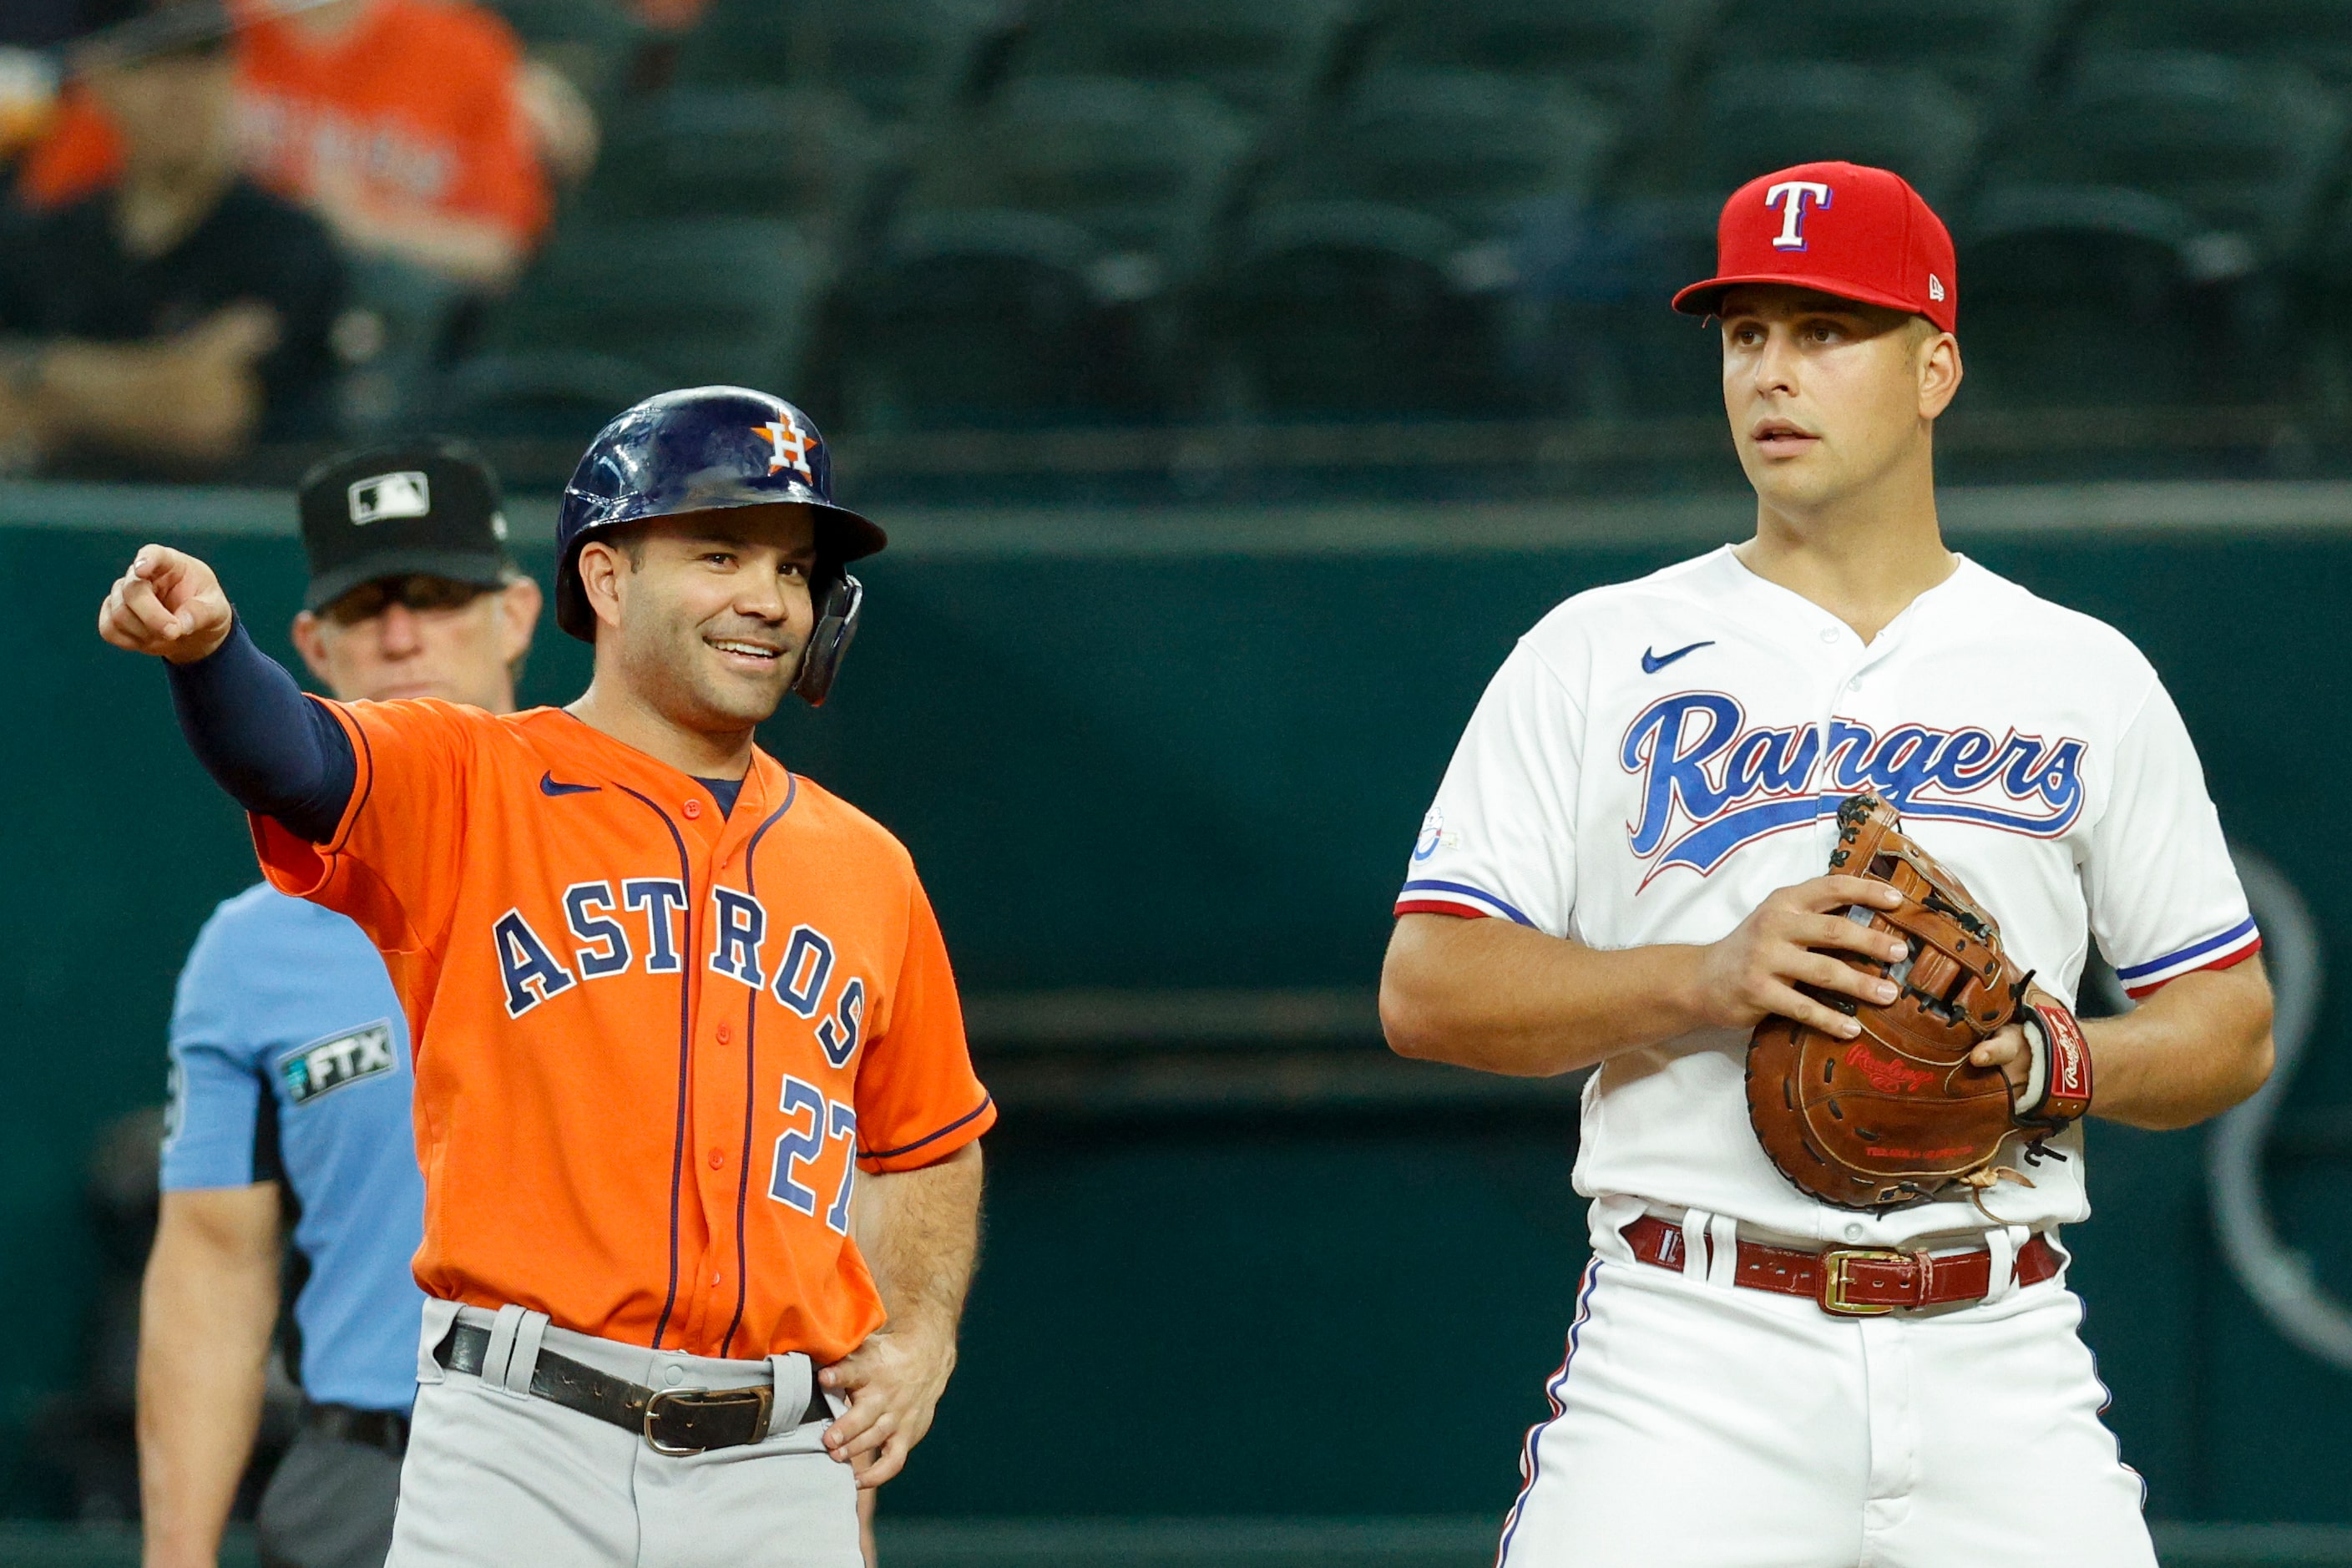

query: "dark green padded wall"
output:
4 509 2349 1523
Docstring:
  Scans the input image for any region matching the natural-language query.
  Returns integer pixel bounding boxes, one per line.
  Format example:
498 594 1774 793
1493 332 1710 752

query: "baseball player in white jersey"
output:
1380 161 2277 1568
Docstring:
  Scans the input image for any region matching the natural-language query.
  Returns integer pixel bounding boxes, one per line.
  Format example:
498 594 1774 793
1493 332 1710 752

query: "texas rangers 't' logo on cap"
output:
1764 180 1832 251
1670 160 1959 335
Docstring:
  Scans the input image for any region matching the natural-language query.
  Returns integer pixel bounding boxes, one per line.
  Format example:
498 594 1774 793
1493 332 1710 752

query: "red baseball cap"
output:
1671 161 1957 334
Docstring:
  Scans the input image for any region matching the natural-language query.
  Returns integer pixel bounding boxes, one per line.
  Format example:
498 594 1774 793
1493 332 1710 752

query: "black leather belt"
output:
301 1401 409 1457
434 1321 829 1454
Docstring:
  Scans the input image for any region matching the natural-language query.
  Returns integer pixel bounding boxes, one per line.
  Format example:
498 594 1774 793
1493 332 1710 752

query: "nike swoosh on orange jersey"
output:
539 771 599 797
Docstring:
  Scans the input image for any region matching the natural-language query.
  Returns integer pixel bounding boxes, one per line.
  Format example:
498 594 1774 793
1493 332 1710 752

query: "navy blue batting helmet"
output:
554 386 887 705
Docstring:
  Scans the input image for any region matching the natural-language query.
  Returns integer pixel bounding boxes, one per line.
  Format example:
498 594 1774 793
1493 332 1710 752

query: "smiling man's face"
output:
1718 284 1953 514
600 506 821 735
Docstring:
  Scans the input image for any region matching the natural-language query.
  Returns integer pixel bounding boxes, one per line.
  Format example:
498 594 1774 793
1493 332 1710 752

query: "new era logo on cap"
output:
347 470 432 526
1672 161 1959 334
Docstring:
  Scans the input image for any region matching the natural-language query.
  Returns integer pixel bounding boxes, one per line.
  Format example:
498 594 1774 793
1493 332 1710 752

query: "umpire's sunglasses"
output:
322 574 496 626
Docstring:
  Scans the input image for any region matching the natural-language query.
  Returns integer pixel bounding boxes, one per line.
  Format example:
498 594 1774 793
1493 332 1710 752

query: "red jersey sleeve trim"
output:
1395 899 1495 919
857 1094 996 1173
2121 935 2264 999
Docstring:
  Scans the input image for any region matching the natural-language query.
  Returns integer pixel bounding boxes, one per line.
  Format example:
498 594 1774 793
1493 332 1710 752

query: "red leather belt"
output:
1622 1213 2061 1318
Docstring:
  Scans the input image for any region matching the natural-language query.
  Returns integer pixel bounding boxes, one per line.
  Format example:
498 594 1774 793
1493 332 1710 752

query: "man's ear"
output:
498 575 544 664
1919 331 1963 421
575 540 628 630
290 609 334 685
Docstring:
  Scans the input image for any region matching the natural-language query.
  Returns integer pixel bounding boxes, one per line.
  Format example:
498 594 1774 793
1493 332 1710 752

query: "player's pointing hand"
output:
98 544 235 664
1687 874 1911 1040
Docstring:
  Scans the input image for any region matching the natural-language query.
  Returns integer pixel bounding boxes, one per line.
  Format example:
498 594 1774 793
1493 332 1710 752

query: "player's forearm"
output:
852 1142 983 1346
137 1193 281 1568
1381 913 1712 1077
2081 959 2274 1130
166 617 358 842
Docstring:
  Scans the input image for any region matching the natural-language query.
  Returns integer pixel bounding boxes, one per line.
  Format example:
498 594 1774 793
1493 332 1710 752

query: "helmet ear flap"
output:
793 572 863 707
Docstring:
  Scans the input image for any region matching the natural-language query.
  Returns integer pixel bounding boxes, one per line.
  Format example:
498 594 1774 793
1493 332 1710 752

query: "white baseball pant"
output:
1495 1217 2155 1568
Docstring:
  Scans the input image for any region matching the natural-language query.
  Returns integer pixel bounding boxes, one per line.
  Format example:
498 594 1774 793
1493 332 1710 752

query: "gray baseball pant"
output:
386 1300 859 1568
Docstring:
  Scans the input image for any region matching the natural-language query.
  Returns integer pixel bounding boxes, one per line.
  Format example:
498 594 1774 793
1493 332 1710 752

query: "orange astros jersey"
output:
250 699 994 1363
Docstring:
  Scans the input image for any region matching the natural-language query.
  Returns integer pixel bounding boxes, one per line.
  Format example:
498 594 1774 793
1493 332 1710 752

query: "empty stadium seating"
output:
1667 63 1982 208
1712 0 2067 105
1004 0 1362 117
393 0 2352 453
443 219 821 441
1363 0 1714 114
583 87 884 231
2081 0 2352 87
673 0 1015 124
1982 50 2347 263
1205 68 1617 417
830 77 1253 426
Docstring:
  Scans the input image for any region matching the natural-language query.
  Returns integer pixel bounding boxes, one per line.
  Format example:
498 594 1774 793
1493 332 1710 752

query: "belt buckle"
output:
1819 1248 1912 1317
643 1385 774 1456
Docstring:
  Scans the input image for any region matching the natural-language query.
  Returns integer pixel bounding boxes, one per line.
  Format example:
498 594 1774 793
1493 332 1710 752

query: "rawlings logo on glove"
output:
1744 793 2093 1211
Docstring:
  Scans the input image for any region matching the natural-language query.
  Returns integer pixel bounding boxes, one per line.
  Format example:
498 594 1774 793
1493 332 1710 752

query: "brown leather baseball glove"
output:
1744 792 2093 1211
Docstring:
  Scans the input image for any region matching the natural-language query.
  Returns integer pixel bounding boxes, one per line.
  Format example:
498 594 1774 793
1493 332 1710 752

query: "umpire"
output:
138 442 539 1568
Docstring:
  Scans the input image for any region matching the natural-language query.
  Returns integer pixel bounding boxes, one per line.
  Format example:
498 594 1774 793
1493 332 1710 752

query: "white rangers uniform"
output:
1400 546 2260 1567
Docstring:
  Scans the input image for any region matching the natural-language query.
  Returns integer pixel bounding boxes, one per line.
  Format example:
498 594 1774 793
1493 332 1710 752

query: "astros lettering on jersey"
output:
1400 548 2258 1248
252 699 994 1363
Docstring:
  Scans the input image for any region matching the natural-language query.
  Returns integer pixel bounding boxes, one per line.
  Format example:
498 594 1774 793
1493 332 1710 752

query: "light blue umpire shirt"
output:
163 883 426 1414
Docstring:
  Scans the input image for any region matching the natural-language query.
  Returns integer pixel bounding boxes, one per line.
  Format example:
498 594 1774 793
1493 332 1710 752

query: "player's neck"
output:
565 680 756 782
1738 455 1952 645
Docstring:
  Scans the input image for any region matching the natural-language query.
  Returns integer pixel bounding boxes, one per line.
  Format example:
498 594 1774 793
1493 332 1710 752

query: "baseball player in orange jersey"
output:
99 387 991 1566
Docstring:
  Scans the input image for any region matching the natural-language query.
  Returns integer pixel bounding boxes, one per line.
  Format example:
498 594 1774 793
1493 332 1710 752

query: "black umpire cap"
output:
296 439 516 613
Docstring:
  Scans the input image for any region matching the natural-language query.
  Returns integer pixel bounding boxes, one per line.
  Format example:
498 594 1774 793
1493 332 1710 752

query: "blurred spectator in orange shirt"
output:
22 0 552 291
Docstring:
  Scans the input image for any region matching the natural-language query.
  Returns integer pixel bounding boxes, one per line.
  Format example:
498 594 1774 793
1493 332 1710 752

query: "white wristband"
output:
2016 1009 2050 1116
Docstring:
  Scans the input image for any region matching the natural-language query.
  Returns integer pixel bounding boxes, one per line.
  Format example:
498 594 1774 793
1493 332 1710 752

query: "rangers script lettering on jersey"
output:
1399 549 2258 1247
253 701 994 1363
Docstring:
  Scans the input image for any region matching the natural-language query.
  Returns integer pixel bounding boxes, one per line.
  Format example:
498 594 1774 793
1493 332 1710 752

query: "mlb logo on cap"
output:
348 470 433 526
1672 160 1958 334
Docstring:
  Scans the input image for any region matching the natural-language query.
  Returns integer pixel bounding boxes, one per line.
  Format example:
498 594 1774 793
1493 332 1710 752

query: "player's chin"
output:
694 653 795 720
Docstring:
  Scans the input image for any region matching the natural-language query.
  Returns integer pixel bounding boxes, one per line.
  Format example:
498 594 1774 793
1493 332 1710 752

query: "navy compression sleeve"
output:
165 618 356 844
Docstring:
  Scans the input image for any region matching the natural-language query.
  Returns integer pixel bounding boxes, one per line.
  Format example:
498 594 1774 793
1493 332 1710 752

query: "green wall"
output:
5 493 2351 1525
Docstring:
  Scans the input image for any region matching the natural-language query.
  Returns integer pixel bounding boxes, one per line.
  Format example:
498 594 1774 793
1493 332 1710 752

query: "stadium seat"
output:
1201 202 1535 417
1003 0 1361 116
444 219 822 441
333 257 471 438
1956 185 2289 409
1708 0 2067 104
1202 72 1618 418
675 0 1014 124
1667 64 1982 210
1361 0 1714 111
829 78 1254 426
1512 201 1727 420
1253 69 1619 239
1982 50 2348 262
485 0 648 105
2081 0 2352 87
582 88 883 231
